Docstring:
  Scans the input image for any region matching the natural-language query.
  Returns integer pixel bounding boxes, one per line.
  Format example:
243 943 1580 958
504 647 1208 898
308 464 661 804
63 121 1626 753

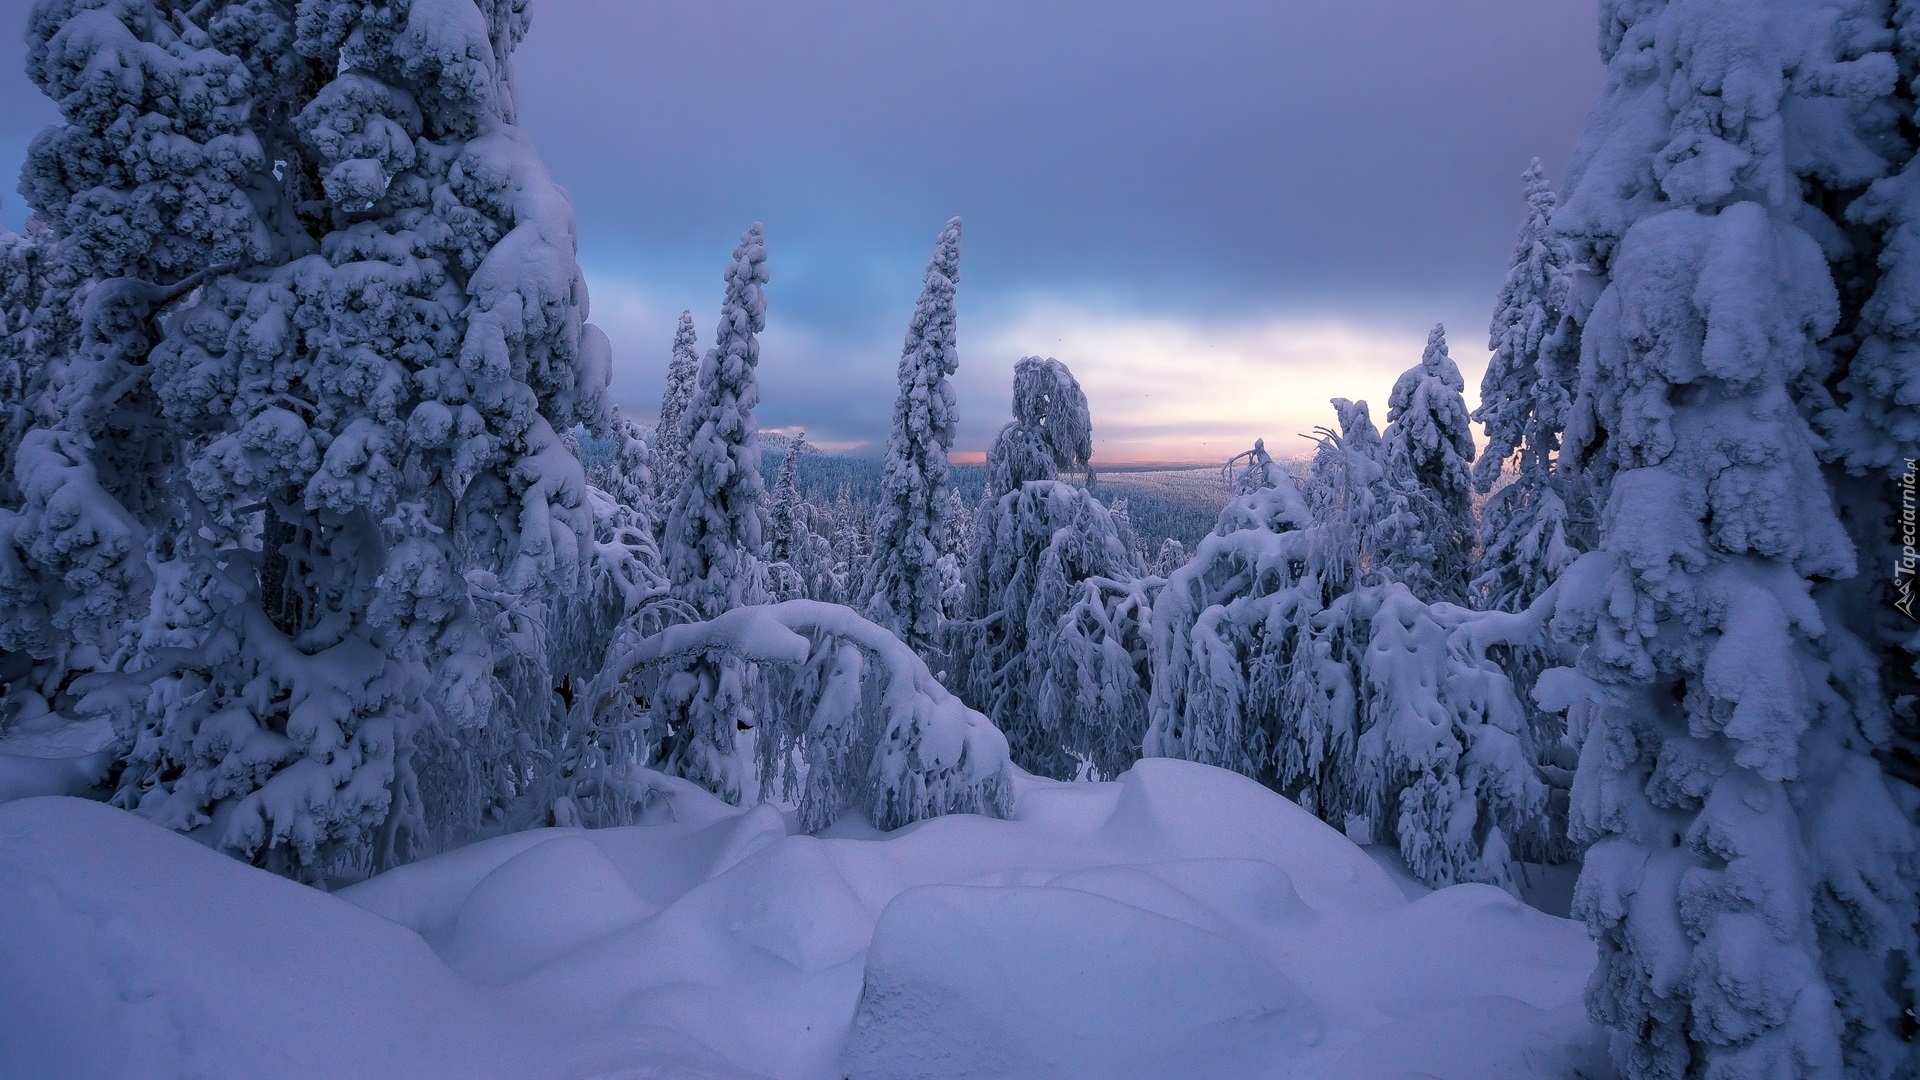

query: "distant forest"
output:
755 440 1234 557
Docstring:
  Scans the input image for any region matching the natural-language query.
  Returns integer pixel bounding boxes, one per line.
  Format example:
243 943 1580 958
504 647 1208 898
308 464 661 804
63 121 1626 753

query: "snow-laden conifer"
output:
1542 3 1920 1075
652 310 699 507
1472 162 1581 614
666 224 772 620
656 224 773 802
0 0 610 876
863 218 962 647
766 432 836 602
956 357 1142 778
1146 426 1544 890
1375 325 1477 603
768 431 808 566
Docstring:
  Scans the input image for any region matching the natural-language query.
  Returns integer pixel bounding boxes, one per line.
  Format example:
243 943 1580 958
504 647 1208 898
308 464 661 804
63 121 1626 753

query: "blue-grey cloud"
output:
0 0 1604 459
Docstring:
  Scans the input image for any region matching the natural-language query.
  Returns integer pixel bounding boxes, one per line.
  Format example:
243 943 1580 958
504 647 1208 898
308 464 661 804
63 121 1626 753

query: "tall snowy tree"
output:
666 223 771 620
651 310 698 508
863 217 962 649
1542 3 1920 1076
657 223 772 801
1375 325 1477 603
1472 161 1582 614
1466 162 1587 865
0 0 610 877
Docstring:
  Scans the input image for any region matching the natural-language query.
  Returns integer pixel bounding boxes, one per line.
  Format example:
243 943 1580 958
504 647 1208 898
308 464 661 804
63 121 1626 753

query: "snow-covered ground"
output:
0 760 1603 1079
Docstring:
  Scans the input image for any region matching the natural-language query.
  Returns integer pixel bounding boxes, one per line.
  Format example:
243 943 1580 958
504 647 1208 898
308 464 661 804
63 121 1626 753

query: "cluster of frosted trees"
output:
0 0 1012 884
1 2 1916 1077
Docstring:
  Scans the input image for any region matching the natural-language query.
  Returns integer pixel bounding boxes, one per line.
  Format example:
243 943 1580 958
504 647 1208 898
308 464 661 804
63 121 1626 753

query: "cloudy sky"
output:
0 1 1604 462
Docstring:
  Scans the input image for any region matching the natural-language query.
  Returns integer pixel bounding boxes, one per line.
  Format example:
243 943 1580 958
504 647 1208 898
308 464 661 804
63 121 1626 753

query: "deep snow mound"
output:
0 760 1602 1079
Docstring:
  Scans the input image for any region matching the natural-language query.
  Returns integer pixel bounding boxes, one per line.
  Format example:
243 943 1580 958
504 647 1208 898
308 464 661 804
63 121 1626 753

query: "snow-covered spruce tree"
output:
862 217 962 649
658 223 773 802
651 309 698 509
1374 324 1477 604
1302 399 1389 588
1472 161 1581 614
1467 162 1588 864
766 431 835 601
1540 3 1920 1075
0 0 609 877
551 411 666 711
666 224 771 619
1147 437 1361 811
937 485 971 616
768 431 807 565
1825 3 1920 801
1044 563 1160 781
826 487 871 607
956 356 1143 778
1145 428 1544 889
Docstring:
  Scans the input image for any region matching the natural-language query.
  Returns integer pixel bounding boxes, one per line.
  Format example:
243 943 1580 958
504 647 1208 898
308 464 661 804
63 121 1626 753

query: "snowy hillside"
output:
0 761 1601 1080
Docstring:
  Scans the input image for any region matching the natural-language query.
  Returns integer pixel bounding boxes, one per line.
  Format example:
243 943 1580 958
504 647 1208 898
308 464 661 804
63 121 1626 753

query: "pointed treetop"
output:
720 222 770 336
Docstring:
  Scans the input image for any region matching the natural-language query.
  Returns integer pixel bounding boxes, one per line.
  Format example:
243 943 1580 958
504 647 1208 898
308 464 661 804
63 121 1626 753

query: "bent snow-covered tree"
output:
956 356 1143 779
1543 3 1920 1077
863 217 962 649
0 0 609 877
572 600 1015 832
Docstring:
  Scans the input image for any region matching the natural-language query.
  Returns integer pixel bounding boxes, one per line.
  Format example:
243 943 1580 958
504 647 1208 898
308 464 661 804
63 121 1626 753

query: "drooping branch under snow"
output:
584 600 1016 832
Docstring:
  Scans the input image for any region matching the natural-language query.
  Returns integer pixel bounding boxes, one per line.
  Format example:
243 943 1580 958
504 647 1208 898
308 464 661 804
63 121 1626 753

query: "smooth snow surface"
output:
0 760 1602 1079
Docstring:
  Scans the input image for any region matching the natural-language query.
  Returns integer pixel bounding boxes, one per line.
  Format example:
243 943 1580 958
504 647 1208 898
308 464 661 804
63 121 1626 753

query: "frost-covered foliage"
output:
986 355 1093 493
1145 436 1545 890
1375 325 1477 603
766 432 838 603
863 218 963 648
1472 161 1582 615
651 310 699 508
1543 3 1920 1076
666 224 771 620
655 225 775 799
955 357 1142 778
960 481 1143 779
0 223 50 518
1043 570 1160 781
1465 162 1588 864
573 600 1014 830
767 431 807 566
1151 537 1187 577
550 412 666 699
0 0 610 878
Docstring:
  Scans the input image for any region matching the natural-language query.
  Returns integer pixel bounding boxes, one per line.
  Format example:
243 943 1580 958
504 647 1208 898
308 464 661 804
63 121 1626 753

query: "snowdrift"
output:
0 760 1602 1079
